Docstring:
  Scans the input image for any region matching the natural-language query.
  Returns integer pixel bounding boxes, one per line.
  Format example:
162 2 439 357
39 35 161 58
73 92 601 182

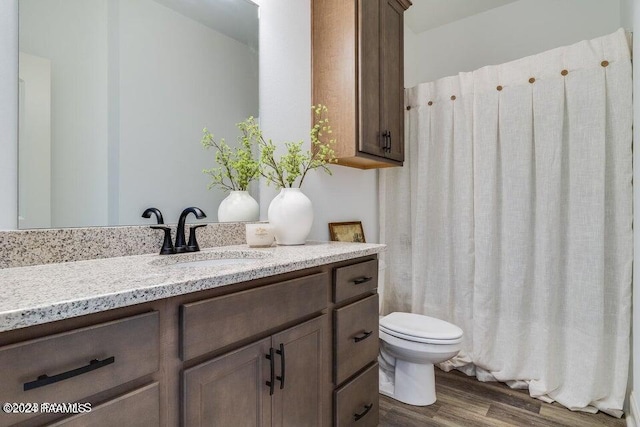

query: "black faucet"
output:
142 208 175 255
175 207 207 253
142 207 164 224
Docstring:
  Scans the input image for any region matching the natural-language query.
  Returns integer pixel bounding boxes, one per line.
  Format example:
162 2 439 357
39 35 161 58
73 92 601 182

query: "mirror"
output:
18 0 259 229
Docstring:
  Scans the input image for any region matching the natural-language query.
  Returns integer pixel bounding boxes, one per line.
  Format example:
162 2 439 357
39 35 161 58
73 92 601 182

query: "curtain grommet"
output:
428 101 433 106
450 95 456 101
497 85 503 91
601 60 609 67
529 77 536 84
561 69 568 76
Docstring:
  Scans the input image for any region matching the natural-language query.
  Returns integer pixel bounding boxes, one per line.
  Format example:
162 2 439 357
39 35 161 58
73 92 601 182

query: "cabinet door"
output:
358 0 383 158
380 0 405 162
183 338 272 427
271 316 327 427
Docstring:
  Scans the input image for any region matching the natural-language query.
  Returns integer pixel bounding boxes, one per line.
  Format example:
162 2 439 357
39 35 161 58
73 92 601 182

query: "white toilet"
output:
378 312 463 406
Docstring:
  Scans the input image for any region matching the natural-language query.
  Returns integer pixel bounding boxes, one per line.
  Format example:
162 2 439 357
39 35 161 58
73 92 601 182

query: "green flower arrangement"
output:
257 104 337 188
201 105 336 191
201 120 261 191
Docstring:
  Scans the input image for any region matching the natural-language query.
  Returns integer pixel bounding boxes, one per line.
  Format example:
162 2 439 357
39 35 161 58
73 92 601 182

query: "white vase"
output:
268 188 313 245
217 191 259 222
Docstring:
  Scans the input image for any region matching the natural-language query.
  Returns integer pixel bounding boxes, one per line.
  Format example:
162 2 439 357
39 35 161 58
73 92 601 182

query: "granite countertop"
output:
0 242 385 332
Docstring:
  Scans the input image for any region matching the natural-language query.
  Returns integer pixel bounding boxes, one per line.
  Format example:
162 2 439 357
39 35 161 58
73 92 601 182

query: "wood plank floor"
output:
379 368 625 427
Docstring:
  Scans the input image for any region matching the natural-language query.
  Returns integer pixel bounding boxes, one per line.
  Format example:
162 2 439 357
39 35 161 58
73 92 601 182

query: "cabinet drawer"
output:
0 312 159 427
333 259 378 303
334 363 379 427
181 272 328 360
334 294 379 384
49 382 160 427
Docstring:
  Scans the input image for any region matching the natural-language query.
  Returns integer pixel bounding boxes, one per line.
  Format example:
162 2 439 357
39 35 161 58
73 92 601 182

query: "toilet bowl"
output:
378 312 463 406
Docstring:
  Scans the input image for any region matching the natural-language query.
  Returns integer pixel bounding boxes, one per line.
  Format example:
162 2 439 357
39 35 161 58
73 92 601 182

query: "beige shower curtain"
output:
379 28 632 416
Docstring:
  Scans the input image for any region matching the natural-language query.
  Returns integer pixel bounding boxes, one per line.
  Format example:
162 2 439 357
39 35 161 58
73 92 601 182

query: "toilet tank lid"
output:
380 312 463 341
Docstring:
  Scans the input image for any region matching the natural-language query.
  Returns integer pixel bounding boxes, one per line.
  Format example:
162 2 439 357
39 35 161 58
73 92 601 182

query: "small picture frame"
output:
328 221 366 243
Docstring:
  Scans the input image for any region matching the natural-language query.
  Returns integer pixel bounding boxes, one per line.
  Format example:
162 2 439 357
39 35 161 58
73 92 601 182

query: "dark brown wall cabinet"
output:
313 0 412 169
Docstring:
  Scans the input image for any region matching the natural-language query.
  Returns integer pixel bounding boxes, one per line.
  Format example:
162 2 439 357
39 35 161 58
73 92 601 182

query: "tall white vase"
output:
268 188 313 245
217 191 259 222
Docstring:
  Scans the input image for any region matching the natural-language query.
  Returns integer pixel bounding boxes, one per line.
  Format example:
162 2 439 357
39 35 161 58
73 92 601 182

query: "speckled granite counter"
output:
0 242 384 332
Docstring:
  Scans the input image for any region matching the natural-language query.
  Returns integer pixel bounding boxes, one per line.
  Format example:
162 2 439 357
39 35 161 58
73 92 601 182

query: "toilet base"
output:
381 360 436 406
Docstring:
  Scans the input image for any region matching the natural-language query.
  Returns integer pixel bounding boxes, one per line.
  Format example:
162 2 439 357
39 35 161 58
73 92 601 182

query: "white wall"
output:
255 0 380 243
18 53 51 229
0 1 18 230
19 0 109 228
622 0 634 30
117 0 258 225
405 0 623 87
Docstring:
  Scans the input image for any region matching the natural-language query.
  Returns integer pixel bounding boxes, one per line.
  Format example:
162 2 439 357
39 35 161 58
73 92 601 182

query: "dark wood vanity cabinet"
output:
183 338 273 426
0 312 161 427
49 383 160 427
331 259 380 426
180 274 330 427
183 316 327 427
313 0 411 169
0 255 380 427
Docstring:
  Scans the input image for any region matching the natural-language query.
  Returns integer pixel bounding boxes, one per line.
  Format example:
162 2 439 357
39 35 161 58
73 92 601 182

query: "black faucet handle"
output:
150 226 176 255
187 224 207 252
142 208 165 224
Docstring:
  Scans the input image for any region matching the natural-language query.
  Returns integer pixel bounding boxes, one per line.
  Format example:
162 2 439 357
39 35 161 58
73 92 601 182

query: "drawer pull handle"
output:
352 276 373 285
276 343 285 389
265 347 275 395
353 331 373 343
354 403 373 421
24 356 115 391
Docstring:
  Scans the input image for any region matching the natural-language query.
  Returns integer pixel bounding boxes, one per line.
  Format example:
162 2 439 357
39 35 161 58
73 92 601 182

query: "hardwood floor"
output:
379 368 626 427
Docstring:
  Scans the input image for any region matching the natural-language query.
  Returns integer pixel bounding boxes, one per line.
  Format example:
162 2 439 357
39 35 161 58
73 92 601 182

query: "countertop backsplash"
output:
0 223 247 269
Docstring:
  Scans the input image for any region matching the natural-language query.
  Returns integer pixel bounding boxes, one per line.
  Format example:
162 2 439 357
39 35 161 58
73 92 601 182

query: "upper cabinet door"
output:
358 0 383 158
380 0 406 162
312 0 411 170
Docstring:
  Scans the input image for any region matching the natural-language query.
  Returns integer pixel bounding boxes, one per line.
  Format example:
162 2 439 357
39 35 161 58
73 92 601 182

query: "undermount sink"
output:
150 249 271 268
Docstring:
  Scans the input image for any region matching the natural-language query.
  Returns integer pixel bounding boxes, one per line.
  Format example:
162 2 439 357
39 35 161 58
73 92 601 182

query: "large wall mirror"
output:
18 0 259 229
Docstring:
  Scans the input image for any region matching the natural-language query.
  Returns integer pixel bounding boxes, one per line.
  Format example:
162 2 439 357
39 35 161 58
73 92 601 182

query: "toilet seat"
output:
380 312 463 344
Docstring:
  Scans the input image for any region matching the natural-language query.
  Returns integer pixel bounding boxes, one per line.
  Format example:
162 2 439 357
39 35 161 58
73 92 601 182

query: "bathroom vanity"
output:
0 243 382 426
